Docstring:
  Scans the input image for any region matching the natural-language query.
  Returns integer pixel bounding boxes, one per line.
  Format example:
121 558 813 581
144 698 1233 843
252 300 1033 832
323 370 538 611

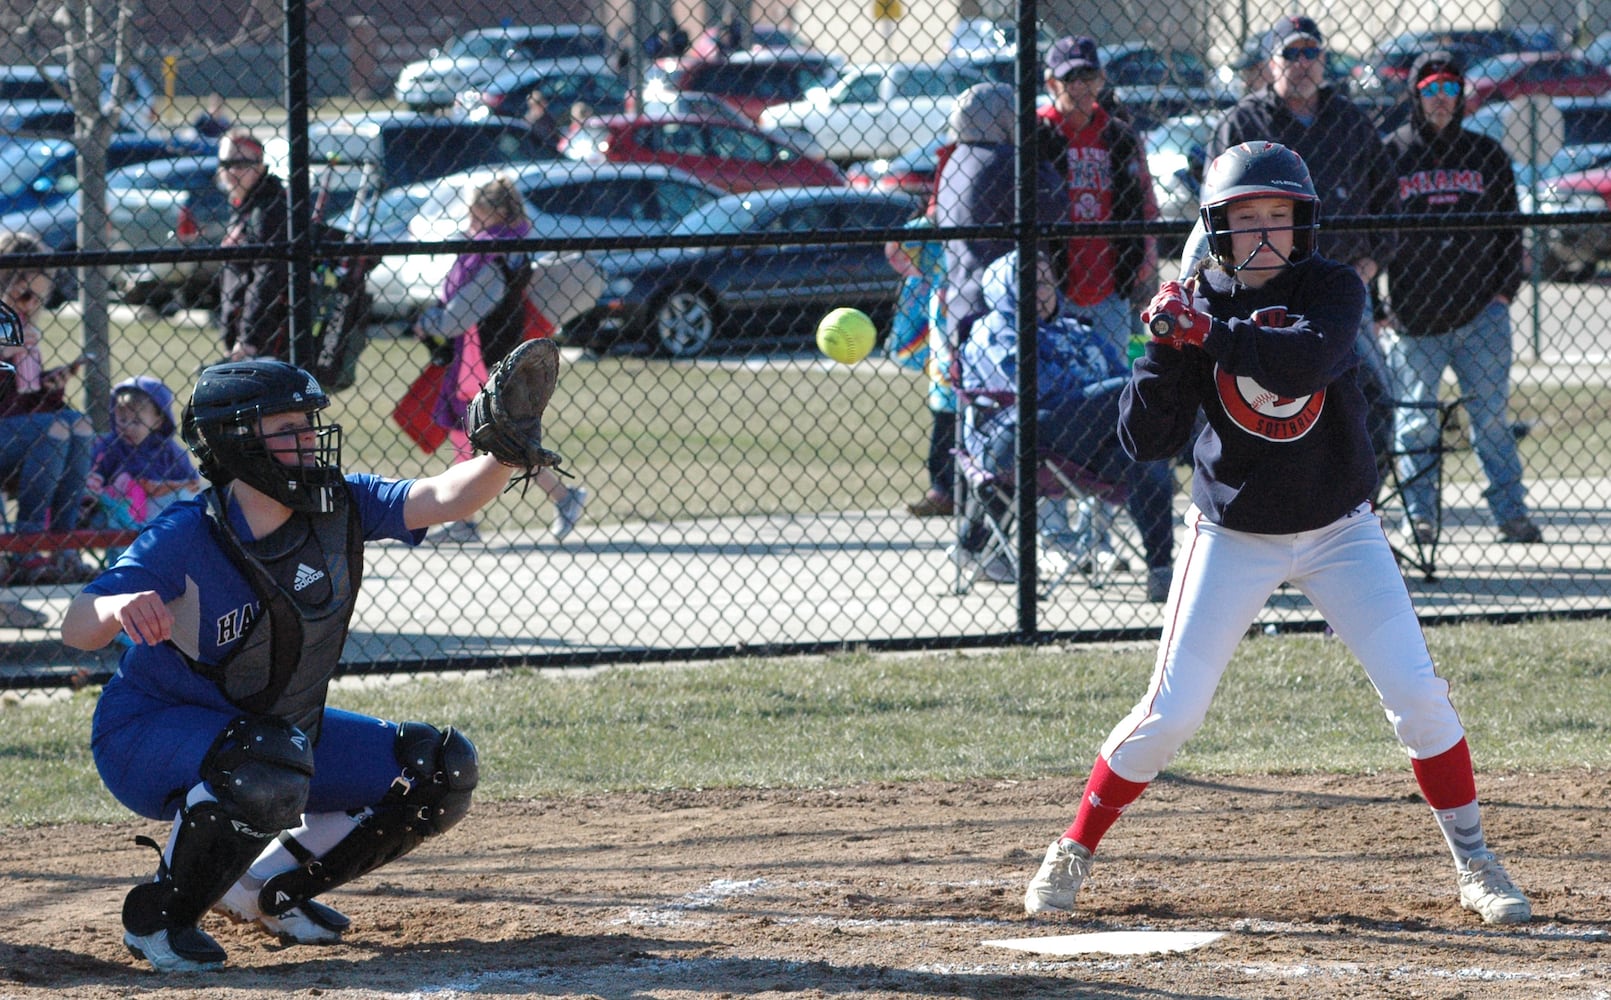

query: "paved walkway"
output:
5 475 1606 688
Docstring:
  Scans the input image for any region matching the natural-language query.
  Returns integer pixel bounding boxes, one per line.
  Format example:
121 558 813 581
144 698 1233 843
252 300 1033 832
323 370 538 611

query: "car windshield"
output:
1465 55 1517 80
338 187 438 239
108 161 211 191
670 197 760 236
509 34 606 60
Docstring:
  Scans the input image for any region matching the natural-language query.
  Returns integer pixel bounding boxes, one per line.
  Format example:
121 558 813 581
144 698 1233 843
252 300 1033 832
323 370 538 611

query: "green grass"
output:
41 307 938 528
3 618 1607 827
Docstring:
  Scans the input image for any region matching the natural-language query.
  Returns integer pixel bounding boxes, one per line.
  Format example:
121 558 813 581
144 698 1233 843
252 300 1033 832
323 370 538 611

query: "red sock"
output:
1411 738 1478 810
1065 756 1150 851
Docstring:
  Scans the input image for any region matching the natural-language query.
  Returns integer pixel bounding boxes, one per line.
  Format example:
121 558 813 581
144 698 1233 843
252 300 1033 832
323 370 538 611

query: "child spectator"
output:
82 376 201 543
885 207 953 518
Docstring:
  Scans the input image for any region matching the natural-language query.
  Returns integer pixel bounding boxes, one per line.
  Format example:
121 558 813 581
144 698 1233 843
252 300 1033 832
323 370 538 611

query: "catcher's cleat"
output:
123 924 227 972
551 486 588 541
1457 850 1532 925
215 883 349 944
1024 837 1092 915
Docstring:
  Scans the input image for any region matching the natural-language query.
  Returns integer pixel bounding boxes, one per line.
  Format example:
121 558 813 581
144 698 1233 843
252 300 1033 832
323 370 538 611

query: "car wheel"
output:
1540 249 1597 284
653 289 718 358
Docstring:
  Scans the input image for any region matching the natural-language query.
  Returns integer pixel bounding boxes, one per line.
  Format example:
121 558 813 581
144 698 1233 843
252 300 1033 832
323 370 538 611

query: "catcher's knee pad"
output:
391 721 478 831
257 722 477 915
200 715 317 832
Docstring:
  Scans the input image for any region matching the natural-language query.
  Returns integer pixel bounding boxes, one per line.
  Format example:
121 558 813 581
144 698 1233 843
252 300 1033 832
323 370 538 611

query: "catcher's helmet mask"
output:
1199 141 1319 275
183 359 344 513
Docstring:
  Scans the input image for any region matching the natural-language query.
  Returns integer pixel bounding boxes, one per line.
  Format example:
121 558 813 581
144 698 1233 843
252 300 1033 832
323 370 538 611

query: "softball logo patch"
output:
1215 366 1325 442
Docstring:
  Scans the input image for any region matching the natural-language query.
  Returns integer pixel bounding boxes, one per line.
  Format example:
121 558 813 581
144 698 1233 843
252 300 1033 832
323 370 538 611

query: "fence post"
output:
284 0 313 368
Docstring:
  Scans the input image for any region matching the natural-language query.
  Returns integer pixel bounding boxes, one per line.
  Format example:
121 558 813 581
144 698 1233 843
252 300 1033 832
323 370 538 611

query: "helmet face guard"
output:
1198 141 1320 274
183 361 344 513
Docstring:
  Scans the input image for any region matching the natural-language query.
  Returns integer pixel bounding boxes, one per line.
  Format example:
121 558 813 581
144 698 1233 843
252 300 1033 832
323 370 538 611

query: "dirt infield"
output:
1 770 1608 999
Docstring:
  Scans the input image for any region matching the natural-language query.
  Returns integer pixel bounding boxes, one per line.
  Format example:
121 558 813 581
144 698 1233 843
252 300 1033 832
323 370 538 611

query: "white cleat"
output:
1458 850 1532 925
1024 837 1092 915
215 882 349 944
123 925 226 972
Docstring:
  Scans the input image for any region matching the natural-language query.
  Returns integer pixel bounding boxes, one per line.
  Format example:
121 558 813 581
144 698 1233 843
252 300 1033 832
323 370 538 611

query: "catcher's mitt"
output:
466 338 566 488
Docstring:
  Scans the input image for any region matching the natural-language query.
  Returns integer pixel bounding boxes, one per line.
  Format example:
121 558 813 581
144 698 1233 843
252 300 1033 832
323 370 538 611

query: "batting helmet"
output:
182 359 344 512
1198 141 1320 272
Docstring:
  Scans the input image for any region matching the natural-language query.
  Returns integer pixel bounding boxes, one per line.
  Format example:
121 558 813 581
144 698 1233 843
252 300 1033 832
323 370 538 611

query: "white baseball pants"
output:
1101 502 1467 782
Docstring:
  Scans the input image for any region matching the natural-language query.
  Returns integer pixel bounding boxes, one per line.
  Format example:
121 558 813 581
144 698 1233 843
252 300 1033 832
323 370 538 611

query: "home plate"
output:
983 930 1224 956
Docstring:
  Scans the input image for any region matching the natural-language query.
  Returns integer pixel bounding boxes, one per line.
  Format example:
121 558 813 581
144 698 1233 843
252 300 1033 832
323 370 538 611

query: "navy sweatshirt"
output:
1118 254 1378 534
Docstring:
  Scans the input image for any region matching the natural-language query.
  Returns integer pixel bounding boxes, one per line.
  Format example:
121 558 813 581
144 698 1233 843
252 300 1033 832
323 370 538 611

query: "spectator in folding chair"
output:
0 295 49 627
950 250 1176 600
0 233 95 586
933 81 1069 551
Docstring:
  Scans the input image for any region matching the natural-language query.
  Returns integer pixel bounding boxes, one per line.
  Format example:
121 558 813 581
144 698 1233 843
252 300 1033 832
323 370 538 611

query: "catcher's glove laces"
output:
465 339 568 494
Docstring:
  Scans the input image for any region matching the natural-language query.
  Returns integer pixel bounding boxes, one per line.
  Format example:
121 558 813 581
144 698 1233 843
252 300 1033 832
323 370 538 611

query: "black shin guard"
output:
258 723 477 916
125 716 315 935
123 800 277 935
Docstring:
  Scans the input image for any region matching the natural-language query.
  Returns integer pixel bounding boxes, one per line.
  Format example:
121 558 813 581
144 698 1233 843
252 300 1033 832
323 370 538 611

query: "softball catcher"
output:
62 342 564 971
1023 142 1530 926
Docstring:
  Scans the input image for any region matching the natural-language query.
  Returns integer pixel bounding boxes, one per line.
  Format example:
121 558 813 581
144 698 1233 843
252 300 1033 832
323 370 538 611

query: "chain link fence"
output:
3 0 1609 691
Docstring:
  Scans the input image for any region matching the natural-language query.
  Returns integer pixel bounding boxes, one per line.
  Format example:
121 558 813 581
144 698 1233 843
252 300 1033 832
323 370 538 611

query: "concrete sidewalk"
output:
5 474 1604 688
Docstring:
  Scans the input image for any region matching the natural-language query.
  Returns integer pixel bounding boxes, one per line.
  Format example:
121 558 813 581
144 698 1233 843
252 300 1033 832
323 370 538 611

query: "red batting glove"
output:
1141 281 1210 348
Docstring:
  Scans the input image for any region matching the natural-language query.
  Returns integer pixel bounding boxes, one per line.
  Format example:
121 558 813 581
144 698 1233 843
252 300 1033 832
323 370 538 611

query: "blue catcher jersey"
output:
85 473 423 709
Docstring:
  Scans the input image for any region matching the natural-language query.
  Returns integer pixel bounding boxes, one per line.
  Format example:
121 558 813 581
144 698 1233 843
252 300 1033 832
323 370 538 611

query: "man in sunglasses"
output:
216 131 291 364
1208 14 1396 464
1376 51 1541 546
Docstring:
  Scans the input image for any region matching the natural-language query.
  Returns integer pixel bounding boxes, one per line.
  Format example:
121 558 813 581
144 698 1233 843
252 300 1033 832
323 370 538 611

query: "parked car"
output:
0 133 213 219
1143 113 1216 259
0 63 158 133
758 60 986 165
846 135 947 197
1465 94 1611 154
392 23 610 110
1096 42 1233 132
646 50 839 122
345 161 725 318
561 111 845 193
0 100 79 138
1353 28 1562 101
1462 51 1611 111
0 155 225 310
945 17 1057 61
457 60 628 122
682 22 821 64
566 186 919 357
1531 163 1611 281
1585 31 1611 70
268 112 544 190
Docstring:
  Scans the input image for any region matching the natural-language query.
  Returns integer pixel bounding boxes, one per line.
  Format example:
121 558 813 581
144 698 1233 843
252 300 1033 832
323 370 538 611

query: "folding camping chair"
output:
947 314 1147 600
1377 396 1469 582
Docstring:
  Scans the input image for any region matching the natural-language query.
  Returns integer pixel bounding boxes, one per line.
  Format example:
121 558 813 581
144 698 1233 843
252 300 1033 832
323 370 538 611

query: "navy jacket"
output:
1210 85 1392 270
1380 102 1522 335
1119 254 1377 534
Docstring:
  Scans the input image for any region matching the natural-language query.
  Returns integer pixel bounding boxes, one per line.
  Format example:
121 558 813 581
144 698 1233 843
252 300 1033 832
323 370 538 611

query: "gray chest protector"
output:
188 486 364 742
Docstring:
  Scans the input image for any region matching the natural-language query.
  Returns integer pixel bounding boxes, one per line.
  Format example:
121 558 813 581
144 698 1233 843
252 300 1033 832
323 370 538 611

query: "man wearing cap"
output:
1207 13 1395 460
1038 35 1159 363
1376 51 1541 546
1229 32 1273 97
215 130 290 362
